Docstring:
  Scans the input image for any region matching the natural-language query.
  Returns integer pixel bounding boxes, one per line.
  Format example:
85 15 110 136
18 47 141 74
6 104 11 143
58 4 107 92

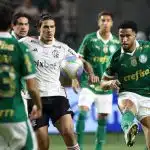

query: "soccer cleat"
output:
124 123 138 147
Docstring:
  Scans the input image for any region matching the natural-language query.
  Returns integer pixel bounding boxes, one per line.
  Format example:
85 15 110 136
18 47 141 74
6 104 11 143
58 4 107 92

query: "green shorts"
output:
0 119 37 150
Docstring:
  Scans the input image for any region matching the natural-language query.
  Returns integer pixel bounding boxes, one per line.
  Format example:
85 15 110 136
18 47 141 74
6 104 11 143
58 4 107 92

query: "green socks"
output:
76 110 87 150
121 111 135 132
95 118 107 150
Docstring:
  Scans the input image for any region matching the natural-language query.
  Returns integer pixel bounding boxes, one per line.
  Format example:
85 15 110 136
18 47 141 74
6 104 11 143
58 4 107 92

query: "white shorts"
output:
0 120 37 150
78 88 113 114
118 91 150 121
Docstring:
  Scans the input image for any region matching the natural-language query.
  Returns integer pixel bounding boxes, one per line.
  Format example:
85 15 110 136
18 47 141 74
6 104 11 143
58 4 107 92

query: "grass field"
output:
49 132 145 150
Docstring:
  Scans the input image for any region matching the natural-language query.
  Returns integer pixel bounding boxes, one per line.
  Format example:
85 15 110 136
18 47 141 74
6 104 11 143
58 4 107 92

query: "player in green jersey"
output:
0 5 42 150
75 11 120 150
101 21 150 150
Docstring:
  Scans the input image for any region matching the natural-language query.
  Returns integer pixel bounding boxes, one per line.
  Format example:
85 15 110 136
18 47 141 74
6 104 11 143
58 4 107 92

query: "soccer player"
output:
11 12 30 40
101 21 150 149
0 5 42 150
21 14 88 150
76 11 120 150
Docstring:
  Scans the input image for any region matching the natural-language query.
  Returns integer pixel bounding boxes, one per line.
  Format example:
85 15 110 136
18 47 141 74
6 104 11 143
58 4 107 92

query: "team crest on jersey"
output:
109 45 116 53
130 56 137 67
139 54 147 64
52 49 59 58
103 45 108 53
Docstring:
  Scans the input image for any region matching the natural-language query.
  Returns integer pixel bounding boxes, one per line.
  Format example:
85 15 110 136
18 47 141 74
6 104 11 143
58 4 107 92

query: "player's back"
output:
0 33 30 122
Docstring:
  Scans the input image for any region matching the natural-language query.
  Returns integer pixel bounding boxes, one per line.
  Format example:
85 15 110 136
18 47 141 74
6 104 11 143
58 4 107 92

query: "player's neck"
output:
99 30 111 40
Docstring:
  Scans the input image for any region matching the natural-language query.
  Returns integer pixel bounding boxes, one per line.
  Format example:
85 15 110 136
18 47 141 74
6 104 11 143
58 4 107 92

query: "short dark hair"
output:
12 12 30 25
98 11 113 20
118 20 138 33
0 5 12 31
37 13 55 28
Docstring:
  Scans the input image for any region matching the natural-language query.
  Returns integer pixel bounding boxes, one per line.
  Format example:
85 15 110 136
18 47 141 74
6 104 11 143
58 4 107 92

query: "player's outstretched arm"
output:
81 58 100 83
26 78 42 120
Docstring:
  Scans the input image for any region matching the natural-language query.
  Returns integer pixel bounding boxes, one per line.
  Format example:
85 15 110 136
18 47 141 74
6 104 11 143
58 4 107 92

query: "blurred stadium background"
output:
1 0 149 149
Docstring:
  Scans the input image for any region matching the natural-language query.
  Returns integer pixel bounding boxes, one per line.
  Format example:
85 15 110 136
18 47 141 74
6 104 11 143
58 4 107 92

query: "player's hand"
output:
30 105 42 120
107 80 121 92
72 78 80 94
88 73 100 83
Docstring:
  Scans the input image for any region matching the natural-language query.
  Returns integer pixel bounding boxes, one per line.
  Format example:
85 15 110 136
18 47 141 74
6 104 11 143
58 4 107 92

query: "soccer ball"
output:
60 56 84 79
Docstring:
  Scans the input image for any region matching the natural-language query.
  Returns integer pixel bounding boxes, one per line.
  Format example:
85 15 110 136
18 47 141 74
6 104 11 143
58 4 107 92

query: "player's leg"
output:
76 88 95 150
51 96 80 150
95 93 113 150
118 92 139 147
27 98 50 150
0 120 37 150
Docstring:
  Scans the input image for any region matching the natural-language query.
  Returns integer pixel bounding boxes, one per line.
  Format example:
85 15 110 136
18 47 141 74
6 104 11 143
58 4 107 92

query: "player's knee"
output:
61 126 75 138
79 106 89 111
119 99 136 111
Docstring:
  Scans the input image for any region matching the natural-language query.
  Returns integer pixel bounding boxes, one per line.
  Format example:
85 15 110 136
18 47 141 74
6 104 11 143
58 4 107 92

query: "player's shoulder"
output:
84 32 97 39
54 40 70 49
138 40 150 48
111 34 120 44
19 36 39 44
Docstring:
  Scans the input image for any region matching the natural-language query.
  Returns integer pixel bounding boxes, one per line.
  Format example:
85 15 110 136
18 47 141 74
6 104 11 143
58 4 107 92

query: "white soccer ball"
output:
60 56 84 79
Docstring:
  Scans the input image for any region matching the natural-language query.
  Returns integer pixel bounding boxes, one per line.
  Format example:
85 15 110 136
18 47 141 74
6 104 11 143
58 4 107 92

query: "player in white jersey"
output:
11 12 30 40
21 14 87 150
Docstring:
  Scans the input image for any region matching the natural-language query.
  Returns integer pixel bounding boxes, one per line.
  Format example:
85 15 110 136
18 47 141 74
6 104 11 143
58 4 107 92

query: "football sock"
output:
67 144 80 150
76 110 87 150
121 110 135 133
95 118 107 150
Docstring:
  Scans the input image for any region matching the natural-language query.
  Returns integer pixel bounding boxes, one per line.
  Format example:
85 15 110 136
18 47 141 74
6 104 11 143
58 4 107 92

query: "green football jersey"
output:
0 33 36 122
105 40 150 97
78 31 120 94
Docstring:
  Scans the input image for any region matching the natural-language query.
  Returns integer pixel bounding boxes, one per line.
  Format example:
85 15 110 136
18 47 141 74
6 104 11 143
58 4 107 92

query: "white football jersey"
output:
20 37 78 97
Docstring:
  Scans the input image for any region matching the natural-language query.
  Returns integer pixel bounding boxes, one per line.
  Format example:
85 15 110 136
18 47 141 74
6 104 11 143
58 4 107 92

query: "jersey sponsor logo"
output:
139 54 147 64
124 69 150 82
0 109 14 118
0 40 14 51
34 60 57 70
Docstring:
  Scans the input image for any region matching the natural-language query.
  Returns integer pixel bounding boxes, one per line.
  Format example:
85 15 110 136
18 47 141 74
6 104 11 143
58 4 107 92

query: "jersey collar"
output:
96 30 113 44
39 37 56 47
121 41 140 56
0 32 12 38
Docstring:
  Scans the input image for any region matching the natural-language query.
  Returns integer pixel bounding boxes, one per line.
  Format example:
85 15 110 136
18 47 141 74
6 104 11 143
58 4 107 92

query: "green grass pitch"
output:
49 132 145 150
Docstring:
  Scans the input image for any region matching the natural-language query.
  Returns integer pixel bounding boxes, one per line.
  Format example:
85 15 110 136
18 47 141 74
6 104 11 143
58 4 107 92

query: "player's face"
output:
98 15 113 32
13 17 29 38
119 28 136 50
39 19 56 44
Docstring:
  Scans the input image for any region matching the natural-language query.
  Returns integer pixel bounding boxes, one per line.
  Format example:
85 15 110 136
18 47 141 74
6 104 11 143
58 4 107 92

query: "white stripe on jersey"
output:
21 37 77 98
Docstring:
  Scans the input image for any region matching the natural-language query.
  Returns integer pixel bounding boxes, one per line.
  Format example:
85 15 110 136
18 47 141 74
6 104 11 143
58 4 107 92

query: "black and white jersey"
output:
20 37 78 97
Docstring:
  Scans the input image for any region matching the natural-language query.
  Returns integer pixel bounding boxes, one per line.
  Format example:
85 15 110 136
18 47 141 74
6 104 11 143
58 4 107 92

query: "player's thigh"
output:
137 96 150 121
118 92 139 112
49 96 74 125
78 88 95 109
95 94 113 114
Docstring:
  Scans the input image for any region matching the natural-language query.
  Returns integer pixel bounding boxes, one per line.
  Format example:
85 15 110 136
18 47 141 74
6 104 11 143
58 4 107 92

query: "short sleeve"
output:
77 35 89 57
19 42 36 79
